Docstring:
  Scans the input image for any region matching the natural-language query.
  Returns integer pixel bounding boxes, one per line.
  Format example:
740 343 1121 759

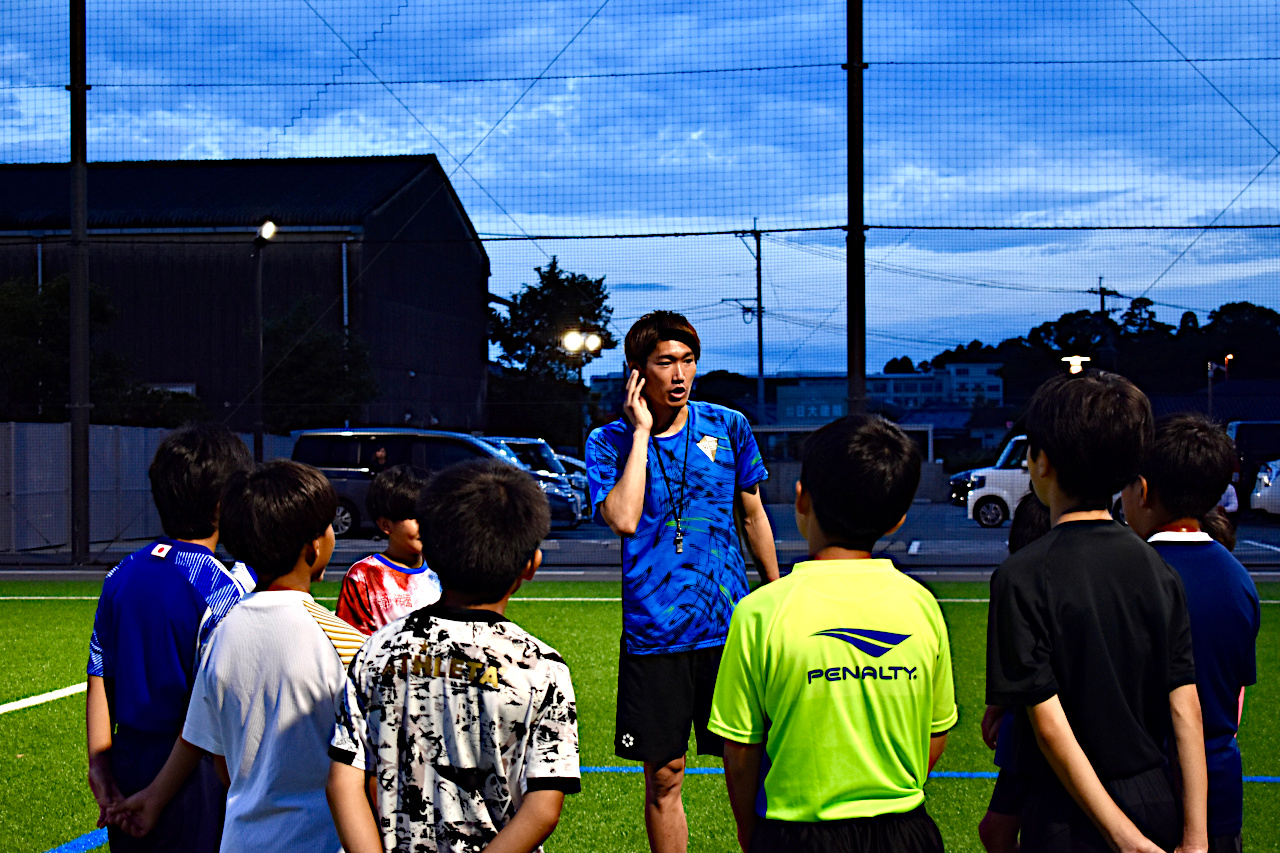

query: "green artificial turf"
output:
1 579 1278 852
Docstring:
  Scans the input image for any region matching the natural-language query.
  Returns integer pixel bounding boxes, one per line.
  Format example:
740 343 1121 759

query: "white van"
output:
957 435 1031 528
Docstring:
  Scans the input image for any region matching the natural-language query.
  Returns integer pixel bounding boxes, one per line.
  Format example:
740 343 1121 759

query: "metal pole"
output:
754 222 765 424
1207 362 1214 419
69 0 91 562
253 248 264 462
847 0 866 414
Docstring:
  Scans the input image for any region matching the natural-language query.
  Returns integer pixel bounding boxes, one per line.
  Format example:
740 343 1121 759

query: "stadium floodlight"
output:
1061 355 1090 374
584 332 603 353
562 330 585 352
255 220 277 246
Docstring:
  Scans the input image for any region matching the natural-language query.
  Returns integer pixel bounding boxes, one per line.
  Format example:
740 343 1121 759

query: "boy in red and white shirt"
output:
337 465 441 635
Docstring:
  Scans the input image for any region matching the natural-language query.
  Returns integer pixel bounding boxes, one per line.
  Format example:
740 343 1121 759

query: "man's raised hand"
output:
623 369 653 433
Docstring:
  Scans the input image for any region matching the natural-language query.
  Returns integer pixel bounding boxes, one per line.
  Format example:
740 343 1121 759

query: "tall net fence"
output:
6 1 1280 551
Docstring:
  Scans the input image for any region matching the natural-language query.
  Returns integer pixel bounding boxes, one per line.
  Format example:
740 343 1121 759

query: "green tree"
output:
261 298 378 433
489 257 617 382
0 275 204 426
487 258 617 448
883 356 916 373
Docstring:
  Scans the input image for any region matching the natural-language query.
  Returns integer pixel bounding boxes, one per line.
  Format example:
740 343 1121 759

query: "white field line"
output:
908 541 921 555
1242 539 1280 553
0 682 86 715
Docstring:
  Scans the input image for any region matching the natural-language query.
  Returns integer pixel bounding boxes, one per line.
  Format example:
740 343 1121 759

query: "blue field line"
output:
45 827 106 853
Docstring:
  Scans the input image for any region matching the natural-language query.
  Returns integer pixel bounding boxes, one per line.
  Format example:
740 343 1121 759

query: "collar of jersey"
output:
651 402 697 443
1147 531 1213 543
371 553 427 574
789 557 898 574
153 536 214 556
421 602 508 623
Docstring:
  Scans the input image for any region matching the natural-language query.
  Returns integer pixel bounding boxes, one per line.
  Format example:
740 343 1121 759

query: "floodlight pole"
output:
847 0 866 414
253 246 264 462
69 0 91 562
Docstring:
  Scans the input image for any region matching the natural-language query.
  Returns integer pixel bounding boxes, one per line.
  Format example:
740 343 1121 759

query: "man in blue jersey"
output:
587 310 779 853
86 423 254 852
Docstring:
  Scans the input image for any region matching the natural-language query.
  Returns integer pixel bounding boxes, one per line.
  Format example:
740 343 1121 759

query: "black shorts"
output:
988 766 1028 816
615 640 724 764
748 805 944 853
1022 765 1180 853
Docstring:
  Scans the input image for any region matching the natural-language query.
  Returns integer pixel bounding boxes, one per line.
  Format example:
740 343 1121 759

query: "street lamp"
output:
562 329 603 450
252 220 276 462
1061 355 1091 374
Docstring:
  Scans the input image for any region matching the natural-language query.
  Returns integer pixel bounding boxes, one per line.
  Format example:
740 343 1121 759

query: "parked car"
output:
292 428 580 536
956 435 1031 528
555 453 591 503
954 434 1126 528
481 437 590 525
1227 421 1280 508
1250 459 1280 515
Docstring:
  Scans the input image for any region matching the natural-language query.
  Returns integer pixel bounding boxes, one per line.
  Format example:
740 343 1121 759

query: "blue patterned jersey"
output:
587 401 768 654
87 538 254 734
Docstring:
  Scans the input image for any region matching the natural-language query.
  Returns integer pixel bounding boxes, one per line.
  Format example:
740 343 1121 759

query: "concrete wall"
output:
0 423 291 552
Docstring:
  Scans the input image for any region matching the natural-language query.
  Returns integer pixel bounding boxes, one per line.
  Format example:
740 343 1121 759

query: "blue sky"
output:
4 0 1279 380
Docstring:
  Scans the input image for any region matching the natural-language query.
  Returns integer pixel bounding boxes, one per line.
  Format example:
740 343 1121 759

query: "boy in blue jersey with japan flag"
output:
86 423 254 853
587 310 780 853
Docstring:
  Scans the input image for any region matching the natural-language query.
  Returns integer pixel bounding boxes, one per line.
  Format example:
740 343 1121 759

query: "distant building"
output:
0 155 490 431
866 363 1003 409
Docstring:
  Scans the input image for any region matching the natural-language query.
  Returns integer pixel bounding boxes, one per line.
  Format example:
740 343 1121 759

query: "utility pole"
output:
69 0 90 562
1087 276 1123 314
754 219 765 425
847 1 865 414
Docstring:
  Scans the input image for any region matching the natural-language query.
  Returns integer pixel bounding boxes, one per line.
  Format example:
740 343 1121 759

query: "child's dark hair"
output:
800 414 920 551
624 310 701 368
1140 413 1235 520
1201 506 1236 551
417 459 550 603
1009 492 1051 555
1024 371 1153 503
367 464 427 522
220 460 337 586
149 423 254 540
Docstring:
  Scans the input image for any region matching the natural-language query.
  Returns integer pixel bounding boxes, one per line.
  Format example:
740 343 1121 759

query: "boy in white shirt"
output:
110 461 365 852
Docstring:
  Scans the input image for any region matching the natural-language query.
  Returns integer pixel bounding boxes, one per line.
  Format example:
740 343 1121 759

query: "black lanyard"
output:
652 415 693 553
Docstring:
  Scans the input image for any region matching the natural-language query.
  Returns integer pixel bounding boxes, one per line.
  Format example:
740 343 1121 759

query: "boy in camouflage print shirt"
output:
327 460 580 853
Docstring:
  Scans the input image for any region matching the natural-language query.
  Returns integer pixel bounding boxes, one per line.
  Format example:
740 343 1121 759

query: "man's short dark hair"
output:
366 465 427 522
417 460 550 604
149 423 253 540
220 460 337 587
1009 493 1051 555
800 415 921 551
1141 413 1235 520
624 311 701 368
1024 371 1153 503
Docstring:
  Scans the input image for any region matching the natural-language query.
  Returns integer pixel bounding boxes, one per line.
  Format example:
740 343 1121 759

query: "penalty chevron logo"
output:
814 628 911 658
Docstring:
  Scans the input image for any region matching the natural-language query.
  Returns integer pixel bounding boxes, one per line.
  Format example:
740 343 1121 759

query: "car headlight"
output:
969 475 985 490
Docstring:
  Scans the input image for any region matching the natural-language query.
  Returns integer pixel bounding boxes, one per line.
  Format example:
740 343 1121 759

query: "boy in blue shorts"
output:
587 310 779 853
86 423 253 852
987 372 1208 853
708 414 956 853
1122 413 1260 853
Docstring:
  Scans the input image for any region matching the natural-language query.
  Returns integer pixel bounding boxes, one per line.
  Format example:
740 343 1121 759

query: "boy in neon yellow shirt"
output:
708 414 956 853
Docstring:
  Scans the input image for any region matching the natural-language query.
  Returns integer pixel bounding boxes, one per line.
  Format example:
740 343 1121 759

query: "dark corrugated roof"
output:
0 155 446 229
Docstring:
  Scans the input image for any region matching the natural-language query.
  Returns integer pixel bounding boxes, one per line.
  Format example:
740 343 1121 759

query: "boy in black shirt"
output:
986 372 1208 853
